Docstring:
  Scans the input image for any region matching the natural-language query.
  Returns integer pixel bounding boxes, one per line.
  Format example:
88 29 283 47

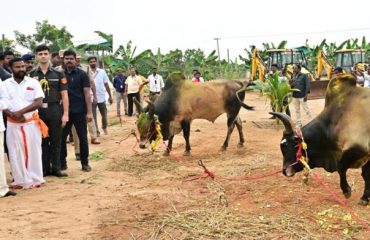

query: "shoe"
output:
82 165 92 172
75 154 81 161
4 190 17 197
51 171 68 177
43 171 51 177
103 129 108 135
91 138 101 144
61 166 68 171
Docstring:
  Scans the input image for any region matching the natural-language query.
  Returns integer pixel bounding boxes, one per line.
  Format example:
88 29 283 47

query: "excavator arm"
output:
316 50 334 80
250 48 266 81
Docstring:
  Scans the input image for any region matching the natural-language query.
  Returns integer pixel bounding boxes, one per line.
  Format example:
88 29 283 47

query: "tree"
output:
14 20 74 52
0 37 16 52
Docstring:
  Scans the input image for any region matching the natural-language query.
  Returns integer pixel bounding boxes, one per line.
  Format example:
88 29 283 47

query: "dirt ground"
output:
0 91 369 240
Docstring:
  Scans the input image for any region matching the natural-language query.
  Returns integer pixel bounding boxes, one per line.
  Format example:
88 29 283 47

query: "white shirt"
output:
0 80 10 131
125 75 143 94
4 76 44 120
364 72 370 87
147 74 165 92
91 68 109 103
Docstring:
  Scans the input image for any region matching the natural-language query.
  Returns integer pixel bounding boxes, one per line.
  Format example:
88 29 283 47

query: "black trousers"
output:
127 92 140 116
39 104 62 173
61 113 89 168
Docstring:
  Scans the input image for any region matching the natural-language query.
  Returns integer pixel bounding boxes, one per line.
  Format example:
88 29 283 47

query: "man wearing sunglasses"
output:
147 68 164 102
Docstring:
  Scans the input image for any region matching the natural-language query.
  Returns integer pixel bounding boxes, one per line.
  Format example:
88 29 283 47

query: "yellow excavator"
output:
316 49 369 79
335 49 368 73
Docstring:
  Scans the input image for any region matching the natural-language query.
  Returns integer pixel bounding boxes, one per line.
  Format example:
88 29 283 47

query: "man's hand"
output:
92 97 98 105
304 95 308 102
12 111 24 120
61 114 69 128
86 112 93 122
108 96 113 104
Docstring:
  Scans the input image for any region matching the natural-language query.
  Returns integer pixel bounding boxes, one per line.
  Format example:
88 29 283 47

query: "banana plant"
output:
247 72 294 116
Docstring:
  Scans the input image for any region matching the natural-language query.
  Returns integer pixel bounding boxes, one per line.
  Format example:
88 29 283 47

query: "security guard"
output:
29 45 69 177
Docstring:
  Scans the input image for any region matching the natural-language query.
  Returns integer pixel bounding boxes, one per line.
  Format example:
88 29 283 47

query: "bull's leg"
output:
181 120 191 156
235 116 245 148
163 135 174 156
338 147 367 199
221 113 238 151
359 160 370 206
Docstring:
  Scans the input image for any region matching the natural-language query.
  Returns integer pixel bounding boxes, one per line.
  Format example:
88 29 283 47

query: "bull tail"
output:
236 85 254 111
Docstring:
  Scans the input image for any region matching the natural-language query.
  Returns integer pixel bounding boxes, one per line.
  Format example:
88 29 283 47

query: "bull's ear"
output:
133 97 143 114
269 112 294 134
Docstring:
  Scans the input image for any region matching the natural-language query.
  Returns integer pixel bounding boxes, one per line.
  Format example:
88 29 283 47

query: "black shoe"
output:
43 171 51 177
75 154 81 161
82 164 91 172
51 171 68 177
4 190 17 197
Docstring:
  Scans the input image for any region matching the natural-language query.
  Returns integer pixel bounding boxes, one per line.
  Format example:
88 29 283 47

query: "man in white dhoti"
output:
4 58 47 189
0 79 16 197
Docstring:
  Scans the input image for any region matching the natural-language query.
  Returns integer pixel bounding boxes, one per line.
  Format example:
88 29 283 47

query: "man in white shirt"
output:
88 56 113 136
363 67 370 88
125 67 145 116
0 79 16 197
147 68 165 101
4 58 46 189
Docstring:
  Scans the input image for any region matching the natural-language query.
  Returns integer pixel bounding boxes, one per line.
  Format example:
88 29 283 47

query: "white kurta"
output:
4 77 45 189
0 80 10 197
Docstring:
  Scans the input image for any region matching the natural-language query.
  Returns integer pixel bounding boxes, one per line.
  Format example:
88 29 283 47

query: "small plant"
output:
248 72 295 115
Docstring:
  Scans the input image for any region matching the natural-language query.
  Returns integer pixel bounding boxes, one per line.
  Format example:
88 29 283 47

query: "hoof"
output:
183 151 191 156
237 142 244 148
163 150 170 156
220 146 227 152
358 199 369 206
343 191 351 199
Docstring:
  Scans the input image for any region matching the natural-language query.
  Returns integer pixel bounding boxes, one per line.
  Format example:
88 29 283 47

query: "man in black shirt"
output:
29 45 69 177
60 50 92 172
290 64 312 128
0 53 11 81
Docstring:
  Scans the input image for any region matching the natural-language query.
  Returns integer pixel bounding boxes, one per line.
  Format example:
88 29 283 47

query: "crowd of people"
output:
0 44 181 198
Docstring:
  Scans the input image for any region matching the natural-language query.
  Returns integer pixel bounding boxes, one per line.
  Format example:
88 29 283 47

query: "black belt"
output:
40 102 60 108
150 91 160 94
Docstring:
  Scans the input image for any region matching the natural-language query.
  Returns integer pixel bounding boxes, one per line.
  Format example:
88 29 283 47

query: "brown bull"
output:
135 73 253 155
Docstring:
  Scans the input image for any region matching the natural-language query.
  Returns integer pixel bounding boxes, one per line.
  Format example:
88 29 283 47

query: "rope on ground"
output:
311 172 370 233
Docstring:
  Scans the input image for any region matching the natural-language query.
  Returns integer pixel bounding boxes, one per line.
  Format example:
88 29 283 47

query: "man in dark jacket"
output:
290 64 312 128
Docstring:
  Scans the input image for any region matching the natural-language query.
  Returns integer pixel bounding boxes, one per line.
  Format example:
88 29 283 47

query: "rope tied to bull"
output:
296 128 311 183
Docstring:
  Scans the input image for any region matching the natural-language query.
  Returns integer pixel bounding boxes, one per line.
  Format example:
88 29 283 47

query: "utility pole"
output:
227 49 230 64
214 37 221 63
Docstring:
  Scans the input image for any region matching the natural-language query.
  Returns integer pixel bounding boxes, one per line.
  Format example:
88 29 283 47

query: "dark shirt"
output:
29 66 68 103
0 67 11 81
291 73 310 98
113 75 127 93
64 67 90 114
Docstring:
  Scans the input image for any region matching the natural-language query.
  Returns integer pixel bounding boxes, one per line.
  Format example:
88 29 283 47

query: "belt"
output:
7 113 49 138
40 102 60 108
150 91 160 94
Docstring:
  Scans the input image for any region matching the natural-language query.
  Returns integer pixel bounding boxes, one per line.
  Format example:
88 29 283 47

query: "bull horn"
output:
269 112 294 134
133 97 143 114
146 100 155 118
